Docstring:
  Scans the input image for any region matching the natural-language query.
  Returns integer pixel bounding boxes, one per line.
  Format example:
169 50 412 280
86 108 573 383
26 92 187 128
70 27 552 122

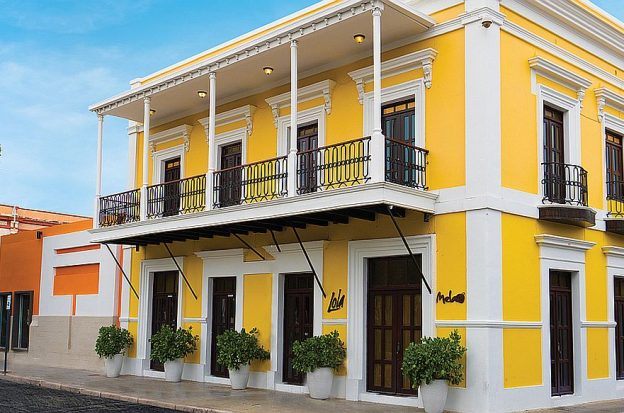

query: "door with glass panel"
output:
163 157 181 217
543 106 566 203
11 291 32 350
550 271 574 396
382 100 416 186
615 278 624 380
282 273 314 385
296 122 319 194
0 293 9 349
219 142 242 207
210 277 236 378
367 255 422 395
150 271 178 371
606 131 624 202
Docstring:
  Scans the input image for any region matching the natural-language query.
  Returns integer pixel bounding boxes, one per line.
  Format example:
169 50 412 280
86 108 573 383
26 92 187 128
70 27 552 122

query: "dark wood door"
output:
543 106 566 203
550 271 574 396
219 142 242 207
283 273 314 385
163 157 181 217
606 131 624 199
615 278 624 380
297 122 319 194
151 271 179 371
367 255 422 396
211 277 236 378
382 100 417 186
0 293 9 349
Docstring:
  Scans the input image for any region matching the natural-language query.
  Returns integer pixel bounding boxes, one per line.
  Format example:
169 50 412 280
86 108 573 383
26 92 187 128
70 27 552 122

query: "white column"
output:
206 72 217 210
370 6 385 183
94 114 104 228
140 97 151 221
287 40 298 197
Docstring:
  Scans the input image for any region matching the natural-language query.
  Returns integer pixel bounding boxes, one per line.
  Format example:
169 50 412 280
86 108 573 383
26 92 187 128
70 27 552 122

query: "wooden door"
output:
211 277 236 378
150 271 179 371
283 273 314 385
163 157 181 217
550 271 574 396
615 278 624 380
297 122 319 194
367 256 422 395
382 100 416 186
219 142 242 207
543 107 566 203
606 131 624 199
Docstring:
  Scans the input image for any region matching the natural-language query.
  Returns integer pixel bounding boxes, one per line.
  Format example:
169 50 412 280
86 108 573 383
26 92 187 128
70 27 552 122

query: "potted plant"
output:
402 330 467 413
216 328 270 390
95 325 133 378
292 331 346 400
150 325 198 382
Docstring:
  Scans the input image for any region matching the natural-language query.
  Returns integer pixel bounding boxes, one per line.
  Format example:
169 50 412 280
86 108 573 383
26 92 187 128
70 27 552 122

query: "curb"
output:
0 374 233 413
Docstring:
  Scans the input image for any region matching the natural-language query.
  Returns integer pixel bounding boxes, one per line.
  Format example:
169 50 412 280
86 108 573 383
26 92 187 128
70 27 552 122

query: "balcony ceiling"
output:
91 0 435 125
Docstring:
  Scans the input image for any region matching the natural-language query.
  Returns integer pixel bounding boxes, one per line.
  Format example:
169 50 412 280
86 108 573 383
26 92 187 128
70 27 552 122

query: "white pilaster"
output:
127 121 140 190
287 40 298 197
370 6 385 183
140 97 151 221
207 72 217 210
94 114 104 229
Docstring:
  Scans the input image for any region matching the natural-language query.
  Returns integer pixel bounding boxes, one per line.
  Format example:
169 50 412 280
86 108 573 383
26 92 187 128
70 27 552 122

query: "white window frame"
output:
215 127 247 170
137 258 185 378
363 79 426 148
603 246 624 392
602 114 624 211
152 145 185 185
536 85 582 200
346 235 435 407
276 106 326 157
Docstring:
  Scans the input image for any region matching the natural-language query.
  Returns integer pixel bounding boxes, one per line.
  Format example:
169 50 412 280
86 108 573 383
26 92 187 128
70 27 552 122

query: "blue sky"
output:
0 0 621 216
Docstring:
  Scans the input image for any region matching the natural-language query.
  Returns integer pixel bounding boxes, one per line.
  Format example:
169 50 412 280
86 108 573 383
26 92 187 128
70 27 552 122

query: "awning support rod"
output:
292 226 326 298
163 243 198 300
104 244 139 299
386 205 432 294
270 229 282 253
233 233 266 260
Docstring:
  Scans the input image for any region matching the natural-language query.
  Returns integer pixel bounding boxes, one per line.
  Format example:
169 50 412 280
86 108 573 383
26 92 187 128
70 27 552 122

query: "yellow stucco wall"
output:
243 273 272 372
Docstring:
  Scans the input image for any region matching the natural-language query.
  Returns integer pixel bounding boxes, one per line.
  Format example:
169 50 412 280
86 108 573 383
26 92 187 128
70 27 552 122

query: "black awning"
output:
102 204 406 247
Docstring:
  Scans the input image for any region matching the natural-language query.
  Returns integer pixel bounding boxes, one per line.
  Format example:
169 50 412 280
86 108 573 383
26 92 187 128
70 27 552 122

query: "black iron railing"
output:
146 174 206 219
296 137 371 194
607 179 624 217
385 138 428 190
213 156 288 208
542 162 588 206
98 189 141 227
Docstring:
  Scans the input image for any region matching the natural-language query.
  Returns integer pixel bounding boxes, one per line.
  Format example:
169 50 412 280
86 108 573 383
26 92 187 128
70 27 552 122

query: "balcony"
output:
94 136 434 242
538 162 595 227
605 179 624 234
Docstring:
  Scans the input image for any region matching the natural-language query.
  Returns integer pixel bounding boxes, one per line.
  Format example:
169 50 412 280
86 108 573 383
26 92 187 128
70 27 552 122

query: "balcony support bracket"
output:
386 205 432 294
233 233 266 261
270 229 282 253
104 244 139 300
163 243 198 300
292 226 326 298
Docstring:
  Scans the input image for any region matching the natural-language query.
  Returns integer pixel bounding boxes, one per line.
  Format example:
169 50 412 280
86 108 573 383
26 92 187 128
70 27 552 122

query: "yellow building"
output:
89 0 624 411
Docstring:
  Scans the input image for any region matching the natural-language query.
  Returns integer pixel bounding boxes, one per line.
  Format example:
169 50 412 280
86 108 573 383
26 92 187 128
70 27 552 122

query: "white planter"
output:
164 358 184 382
420 380 449 413
306 367 334 400
104 354 124 378
228 364 250 390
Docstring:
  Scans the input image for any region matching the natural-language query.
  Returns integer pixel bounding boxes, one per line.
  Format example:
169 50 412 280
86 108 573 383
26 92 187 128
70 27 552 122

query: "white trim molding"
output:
149 124 193 153
529 57 592 104
215 127 248 168
535 234 596 254
276 105 326 157
595 88 624 123
348 48 437 102
265 79 336 126
198 104 257 138
152 144 186 185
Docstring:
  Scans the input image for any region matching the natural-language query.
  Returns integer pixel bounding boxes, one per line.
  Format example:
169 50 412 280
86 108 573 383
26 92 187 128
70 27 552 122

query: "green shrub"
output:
95 325 133 359
292 331 346 374
149 325 198 363
402 330 467 387
216 328 270 370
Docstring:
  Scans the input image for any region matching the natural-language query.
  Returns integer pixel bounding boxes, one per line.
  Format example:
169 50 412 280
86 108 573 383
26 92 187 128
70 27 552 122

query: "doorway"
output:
163 157 181 217
282 273 314 385
549 270 574 396
296 122 319 194
366 255 422 396
543 106 566 203
615 277 624 380
219 142 242 207
0 293 9 349
150 271 179 371
210 277 236 378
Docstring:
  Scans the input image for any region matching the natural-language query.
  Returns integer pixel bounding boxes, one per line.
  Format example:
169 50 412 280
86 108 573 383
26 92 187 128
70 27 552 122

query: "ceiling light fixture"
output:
354 34 366 44
263 66 274 75
149 109 156 116
197 90 208 99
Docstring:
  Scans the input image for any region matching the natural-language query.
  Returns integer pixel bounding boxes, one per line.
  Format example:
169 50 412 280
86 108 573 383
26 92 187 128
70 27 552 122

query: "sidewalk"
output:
1 363 623 413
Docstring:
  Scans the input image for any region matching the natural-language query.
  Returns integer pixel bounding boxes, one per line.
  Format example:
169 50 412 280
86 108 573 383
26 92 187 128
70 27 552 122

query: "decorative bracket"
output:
198 105 257 140
149 124 193 155
266 79 336 126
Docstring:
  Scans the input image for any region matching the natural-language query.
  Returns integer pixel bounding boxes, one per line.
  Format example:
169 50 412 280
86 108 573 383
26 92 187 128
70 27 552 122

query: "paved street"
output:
0 379 175 412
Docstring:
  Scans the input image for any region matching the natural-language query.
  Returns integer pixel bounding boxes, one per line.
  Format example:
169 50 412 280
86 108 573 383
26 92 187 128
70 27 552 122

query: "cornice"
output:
595 88 624 122
198 104 256 139
148 124 193 153
348 48 437 102
602 246 624 258
265 79 336 126
529 56 591 103
534 234 595 251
